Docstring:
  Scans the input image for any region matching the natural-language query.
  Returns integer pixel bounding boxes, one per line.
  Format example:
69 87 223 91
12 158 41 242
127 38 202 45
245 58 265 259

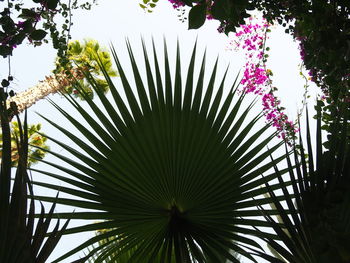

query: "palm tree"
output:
254 104 350 263
7 39 116 115
0 91 69 262
32 39 289 262
54 39 118 100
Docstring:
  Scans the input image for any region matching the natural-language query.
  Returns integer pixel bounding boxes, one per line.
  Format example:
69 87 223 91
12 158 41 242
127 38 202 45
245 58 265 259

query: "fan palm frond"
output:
255 103 350 263
33 39 288 263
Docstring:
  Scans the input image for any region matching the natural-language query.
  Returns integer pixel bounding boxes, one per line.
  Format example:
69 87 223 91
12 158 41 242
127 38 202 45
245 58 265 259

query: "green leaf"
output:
18 8 37 19
47 0 59 10
181 0 193 6
0 45 12 57
188 4 207 29
210 0 230 20
1 79 9 87
29 29 47 41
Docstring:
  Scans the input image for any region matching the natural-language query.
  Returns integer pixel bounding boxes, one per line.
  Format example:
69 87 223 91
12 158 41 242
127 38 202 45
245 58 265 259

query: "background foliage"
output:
0 121 48 167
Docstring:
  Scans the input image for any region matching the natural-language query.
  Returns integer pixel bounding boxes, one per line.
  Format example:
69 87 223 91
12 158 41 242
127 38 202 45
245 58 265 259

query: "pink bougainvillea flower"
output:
168 0 185 9
229 16 297 142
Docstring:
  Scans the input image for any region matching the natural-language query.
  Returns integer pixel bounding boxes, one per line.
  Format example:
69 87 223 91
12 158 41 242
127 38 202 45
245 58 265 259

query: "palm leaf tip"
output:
37 39 285 262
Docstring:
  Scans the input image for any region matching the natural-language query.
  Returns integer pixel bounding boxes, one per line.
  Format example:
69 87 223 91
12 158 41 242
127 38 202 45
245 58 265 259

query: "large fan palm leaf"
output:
33 39 287 262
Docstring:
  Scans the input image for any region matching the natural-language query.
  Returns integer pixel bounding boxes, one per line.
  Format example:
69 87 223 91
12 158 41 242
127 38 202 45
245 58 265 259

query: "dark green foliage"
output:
188 4 207 29
0 89 69 263
32 39 289 262
29 30 47 41
0 0 97 60
255 106 350 263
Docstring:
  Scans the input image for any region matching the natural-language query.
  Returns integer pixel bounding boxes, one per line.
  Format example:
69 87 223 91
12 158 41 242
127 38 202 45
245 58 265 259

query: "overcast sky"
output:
0 1 319 262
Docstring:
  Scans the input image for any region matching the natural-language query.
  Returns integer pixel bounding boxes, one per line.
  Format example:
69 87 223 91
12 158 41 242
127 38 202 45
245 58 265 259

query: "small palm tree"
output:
33 39 288 262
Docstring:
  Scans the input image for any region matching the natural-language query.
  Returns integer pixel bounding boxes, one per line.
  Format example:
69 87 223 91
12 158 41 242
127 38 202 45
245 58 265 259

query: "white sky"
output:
0 1 320 262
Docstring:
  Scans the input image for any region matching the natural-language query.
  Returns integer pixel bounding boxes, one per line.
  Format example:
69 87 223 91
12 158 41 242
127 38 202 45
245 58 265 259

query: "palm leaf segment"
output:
34 39 286 262
0 93 69 263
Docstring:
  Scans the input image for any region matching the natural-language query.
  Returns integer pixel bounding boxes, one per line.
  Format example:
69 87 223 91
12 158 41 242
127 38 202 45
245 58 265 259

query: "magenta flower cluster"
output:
164 2 298 141
234 18 298 141
168 0 185 9
235 21 268 95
